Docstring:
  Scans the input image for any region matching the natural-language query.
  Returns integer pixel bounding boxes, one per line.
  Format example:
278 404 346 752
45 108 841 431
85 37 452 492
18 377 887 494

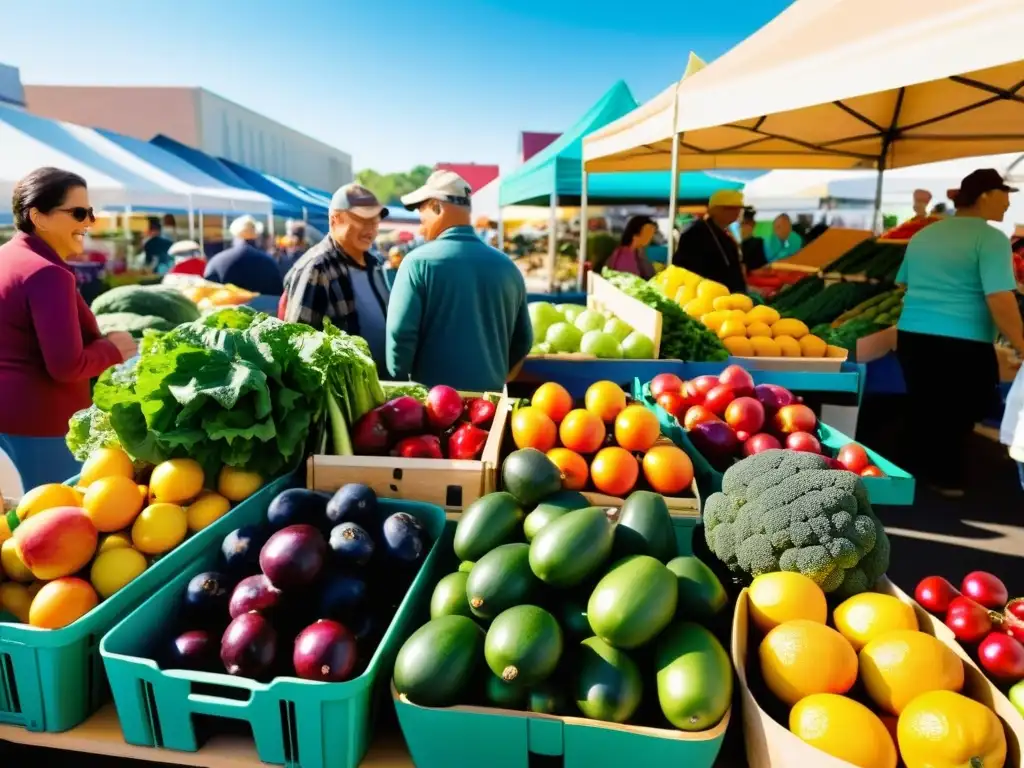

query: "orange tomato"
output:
614 405 661 452
547 448 589 491
590 447 639 497
511 406 558 451
642 445 694 495
584 381 627 423
559 409 607 454
531 382 574 424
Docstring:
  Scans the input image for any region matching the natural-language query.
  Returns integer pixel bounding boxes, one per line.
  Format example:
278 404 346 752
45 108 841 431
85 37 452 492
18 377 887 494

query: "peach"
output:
14 506 98 580
29 577 98 628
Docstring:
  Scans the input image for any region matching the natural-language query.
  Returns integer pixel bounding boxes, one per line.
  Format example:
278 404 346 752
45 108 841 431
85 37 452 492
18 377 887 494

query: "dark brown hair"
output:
12 167 87 234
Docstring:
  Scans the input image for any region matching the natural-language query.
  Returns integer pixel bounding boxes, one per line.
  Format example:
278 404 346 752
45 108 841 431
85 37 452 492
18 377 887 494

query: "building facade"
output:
24 85 352 192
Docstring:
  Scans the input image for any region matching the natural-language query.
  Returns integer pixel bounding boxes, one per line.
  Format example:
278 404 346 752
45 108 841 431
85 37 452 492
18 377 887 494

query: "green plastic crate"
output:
100 481 445 768
633 378 915 505
0 473 292 733
393 517 729 768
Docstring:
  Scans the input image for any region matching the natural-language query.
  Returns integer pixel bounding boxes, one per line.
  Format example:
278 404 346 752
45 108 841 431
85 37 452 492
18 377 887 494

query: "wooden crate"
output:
773 228 874 270
306 396 510 511
732 578 1024 768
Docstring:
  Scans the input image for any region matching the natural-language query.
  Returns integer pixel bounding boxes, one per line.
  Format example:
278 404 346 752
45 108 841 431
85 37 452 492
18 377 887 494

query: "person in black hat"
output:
895 168 1024 497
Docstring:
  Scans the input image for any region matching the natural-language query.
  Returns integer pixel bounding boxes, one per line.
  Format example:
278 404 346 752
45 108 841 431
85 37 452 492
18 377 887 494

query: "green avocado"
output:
523 490 590 541
587 555 677 649
502 449 563 507
454 492 524 562
466 543 538 620
484 605 563 686
529 506 617 587
666 556 728 620
394 615 485 707
575 637 643 723
655 622 732 731
429 572 473 619
614 490 676 562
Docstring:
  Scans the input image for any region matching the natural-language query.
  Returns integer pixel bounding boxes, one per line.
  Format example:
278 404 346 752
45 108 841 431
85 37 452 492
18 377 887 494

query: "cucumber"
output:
467 543 538 620
655 622 732 731
394 615 485 707
454 492 524 562
529 507 617 588
575 637 643 723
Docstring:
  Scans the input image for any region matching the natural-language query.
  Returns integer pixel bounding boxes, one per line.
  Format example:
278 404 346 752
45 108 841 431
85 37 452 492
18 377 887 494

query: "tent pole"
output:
871 155 889 235
123 206 135 267
188 198 195 241
667 85 681 251
198 211 204 252
578 171 589 291
547 192 558 294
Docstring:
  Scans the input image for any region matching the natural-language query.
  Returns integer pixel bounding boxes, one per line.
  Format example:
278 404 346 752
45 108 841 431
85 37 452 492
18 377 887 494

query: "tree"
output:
356 165 434 205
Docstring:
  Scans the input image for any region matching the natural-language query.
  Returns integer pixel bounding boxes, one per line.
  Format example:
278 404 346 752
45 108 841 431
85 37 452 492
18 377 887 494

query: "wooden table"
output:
0 705 415 767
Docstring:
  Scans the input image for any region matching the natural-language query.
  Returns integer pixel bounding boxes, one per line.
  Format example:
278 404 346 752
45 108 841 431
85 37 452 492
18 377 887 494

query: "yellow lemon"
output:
722 336 754 357
187 492 232 532
771 318 810 339
898 690 1006 768
217 467 262 503
0 582 33 622
718 319 747 339
833 593 918 651
98 532 134 553
132 503 188 555
683 298 713 318
1 538 33 582
149 459 205 505
83 475 145 533
80 447 135 486
700 310 732 333
748 572 827 633
774 334 803 357
746 321 773 338
696 279 729 300
790 694 897 768
15 483 83 521
90 548 148 599
760 620 858 706
860 630 964 715
745 305 780 326
750 336 782 357
799 334 828 358
826 345 848 359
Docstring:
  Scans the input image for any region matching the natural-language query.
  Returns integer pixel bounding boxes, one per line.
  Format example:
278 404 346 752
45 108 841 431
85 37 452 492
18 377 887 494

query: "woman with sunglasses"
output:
0 167 137 488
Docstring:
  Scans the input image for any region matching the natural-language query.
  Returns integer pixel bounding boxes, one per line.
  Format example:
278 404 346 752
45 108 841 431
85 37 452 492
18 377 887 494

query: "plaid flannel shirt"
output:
281 235 387 333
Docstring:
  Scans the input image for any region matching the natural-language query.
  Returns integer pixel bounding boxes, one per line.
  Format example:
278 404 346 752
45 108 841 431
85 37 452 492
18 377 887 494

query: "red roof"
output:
434 163 499 194
520 132 560 162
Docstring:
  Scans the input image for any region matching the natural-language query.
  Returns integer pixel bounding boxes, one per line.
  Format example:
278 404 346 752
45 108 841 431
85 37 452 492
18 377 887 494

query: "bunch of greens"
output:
602 269 728 361
71 306 385 479
66 404 121 461
381 381 430 403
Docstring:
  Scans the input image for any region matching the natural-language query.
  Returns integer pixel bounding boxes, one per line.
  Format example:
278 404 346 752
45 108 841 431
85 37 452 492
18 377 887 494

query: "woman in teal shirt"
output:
896 169 1024 497
764 214 803 263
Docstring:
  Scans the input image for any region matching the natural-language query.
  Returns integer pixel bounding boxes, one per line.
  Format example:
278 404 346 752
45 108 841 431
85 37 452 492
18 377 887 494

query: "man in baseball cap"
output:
204 215 283 295
280 183 391 375
387 170 533 390
671 188 747 293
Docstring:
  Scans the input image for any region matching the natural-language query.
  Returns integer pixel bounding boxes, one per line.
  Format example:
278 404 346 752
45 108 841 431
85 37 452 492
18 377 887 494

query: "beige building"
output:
25 85 352 192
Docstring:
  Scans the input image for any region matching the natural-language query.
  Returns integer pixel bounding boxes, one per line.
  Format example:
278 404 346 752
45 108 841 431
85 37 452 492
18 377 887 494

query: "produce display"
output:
601 269 729 361
512 380 695 497
0 446 264 629
814 286 904 353
172 279 259 310
394 449 733 733
881 216 939 241
744 572 1008 768
771 279 889 329
348 386 498 459
67 306 385 478
914 571 1024 716
820 239 906 281
143 482 432 682
528 301 657 359
745 266 808 299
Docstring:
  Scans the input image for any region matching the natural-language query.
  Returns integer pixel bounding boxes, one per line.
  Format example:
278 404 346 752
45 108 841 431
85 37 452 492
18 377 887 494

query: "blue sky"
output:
3 0 793 175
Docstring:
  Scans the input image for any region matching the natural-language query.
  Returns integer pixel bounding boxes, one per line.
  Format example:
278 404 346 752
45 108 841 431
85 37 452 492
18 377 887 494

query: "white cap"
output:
229 215 264 239
168 240 202 256
400 170 473 210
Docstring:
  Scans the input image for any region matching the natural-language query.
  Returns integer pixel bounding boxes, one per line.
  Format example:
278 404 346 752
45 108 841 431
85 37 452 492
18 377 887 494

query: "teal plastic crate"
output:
0 473 292 733
633 378 915 505
393 517 729 768
100 481 445 768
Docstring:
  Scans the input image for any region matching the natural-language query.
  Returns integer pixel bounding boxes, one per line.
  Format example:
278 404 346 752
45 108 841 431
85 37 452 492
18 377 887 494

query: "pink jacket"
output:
606 246 654 279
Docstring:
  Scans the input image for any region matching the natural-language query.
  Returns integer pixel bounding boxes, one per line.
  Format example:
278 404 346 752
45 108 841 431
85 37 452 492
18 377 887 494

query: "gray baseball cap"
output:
330 183 388 219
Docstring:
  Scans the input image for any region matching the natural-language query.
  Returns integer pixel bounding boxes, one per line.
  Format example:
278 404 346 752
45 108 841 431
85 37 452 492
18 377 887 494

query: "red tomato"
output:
978 632 1024 682
785 431 821 454
689 375 720 398
860 465 885 477
718 364 755 397
656 391 687 419
683 405 719 431
961 571 1009 609
703 385 736 416
914 576 960 614
837 443 870 474
773 403 817 434
945 596 994 642
724 396 765 434
650 373 684 400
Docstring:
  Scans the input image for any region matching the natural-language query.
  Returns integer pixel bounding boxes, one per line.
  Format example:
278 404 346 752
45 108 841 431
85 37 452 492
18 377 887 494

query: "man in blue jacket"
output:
387 170 533 391
204 215 284 296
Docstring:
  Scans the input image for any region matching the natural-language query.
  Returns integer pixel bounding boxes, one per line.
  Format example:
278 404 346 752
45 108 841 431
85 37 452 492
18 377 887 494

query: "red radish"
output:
650 373 684 399
683 405 719 431
703 385 737 416
351 409 390 455
978 631 1024 683
837 443 871 474
743 433 781 456
466 398 496 428
380 396 426 433
688 375 720 399
425 386 464 430
447 423 488 460
961 571 1008 609
915 576 960 614
754 383 796 412
724 396 765 434
946 596 995 642
774 403 817 434
393 435 443 459
786 431 821 454
657 391 689 419
860 466 885 477
718 365 755 397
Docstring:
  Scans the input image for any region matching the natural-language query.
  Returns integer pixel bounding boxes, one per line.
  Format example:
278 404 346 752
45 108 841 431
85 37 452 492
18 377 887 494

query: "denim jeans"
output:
0 434 82 490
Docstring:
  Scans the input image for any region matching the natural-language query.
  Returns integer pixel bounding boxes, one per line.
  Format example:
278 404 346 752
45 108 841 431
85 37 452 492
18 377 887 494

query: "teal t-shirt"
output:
896 216 1015 343
385 226 533 391
764 231 804 262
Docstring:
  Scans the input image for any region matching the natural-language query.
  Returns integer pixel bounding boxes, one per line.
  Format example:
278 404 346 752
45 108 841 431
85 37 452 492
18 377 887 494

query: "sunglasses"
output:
57 206 96 223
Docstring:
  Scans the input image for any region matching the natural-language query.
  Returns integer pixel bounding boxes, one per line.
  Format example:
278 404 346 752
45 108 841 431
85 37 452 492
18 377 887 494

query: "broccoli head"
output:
703 449 889 598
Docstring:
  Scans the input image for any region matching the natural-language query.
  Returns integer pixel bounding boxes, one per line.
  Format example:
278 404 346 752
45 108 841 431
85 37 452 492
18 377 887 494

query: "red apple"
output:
774 403 817 434
688 375 720 399
860 465 885 478
786 431 821 454
724 396 765 434
656 391 688 419
978 632 1024 682
915 575 960 614
683 405 719 431
946 596 994 643
650 373 684 400
743 433 781 456
703 385 737 416
718 364 755 397
962 571 1009 610
837 443 871 474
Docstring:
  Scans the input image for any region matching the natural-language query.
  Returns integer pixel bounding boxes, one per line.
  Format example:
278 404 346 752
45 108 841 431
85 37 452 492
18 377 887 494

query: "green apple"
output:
574 309 606 333
529 302 563 341
545 322 583 353
580 331 623 359
621 331 655 359
1011 680 1024 717
603 317 633 342
558 304 585 324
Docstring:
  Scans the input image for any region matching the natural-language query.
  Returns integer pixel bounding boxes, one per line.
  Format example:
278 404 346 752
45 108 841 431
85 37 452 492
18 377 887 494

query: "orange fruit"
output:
83 475 145 532
584 381 627 422
80 447 135 486
590 447 639 497
614 405 661 452
559 409 607 454
898 690 1006 768
547 448 589 491
28 577 99 629
641 445 694 494
532 382 573 424
511 406 558 451
790 694 897 768
759 620 858 706
859 630 964 715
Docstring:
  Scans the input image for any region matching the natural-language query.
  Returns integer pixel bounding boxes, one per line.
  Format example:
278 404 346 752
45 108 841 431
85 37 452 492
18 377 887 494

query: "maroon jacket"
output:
0 232 122 437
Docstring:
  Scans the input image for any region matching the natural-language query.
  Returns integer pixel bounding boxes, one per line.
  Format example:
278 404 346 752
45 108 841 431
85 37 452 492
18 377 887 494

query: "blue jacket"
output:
204 239 284 296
